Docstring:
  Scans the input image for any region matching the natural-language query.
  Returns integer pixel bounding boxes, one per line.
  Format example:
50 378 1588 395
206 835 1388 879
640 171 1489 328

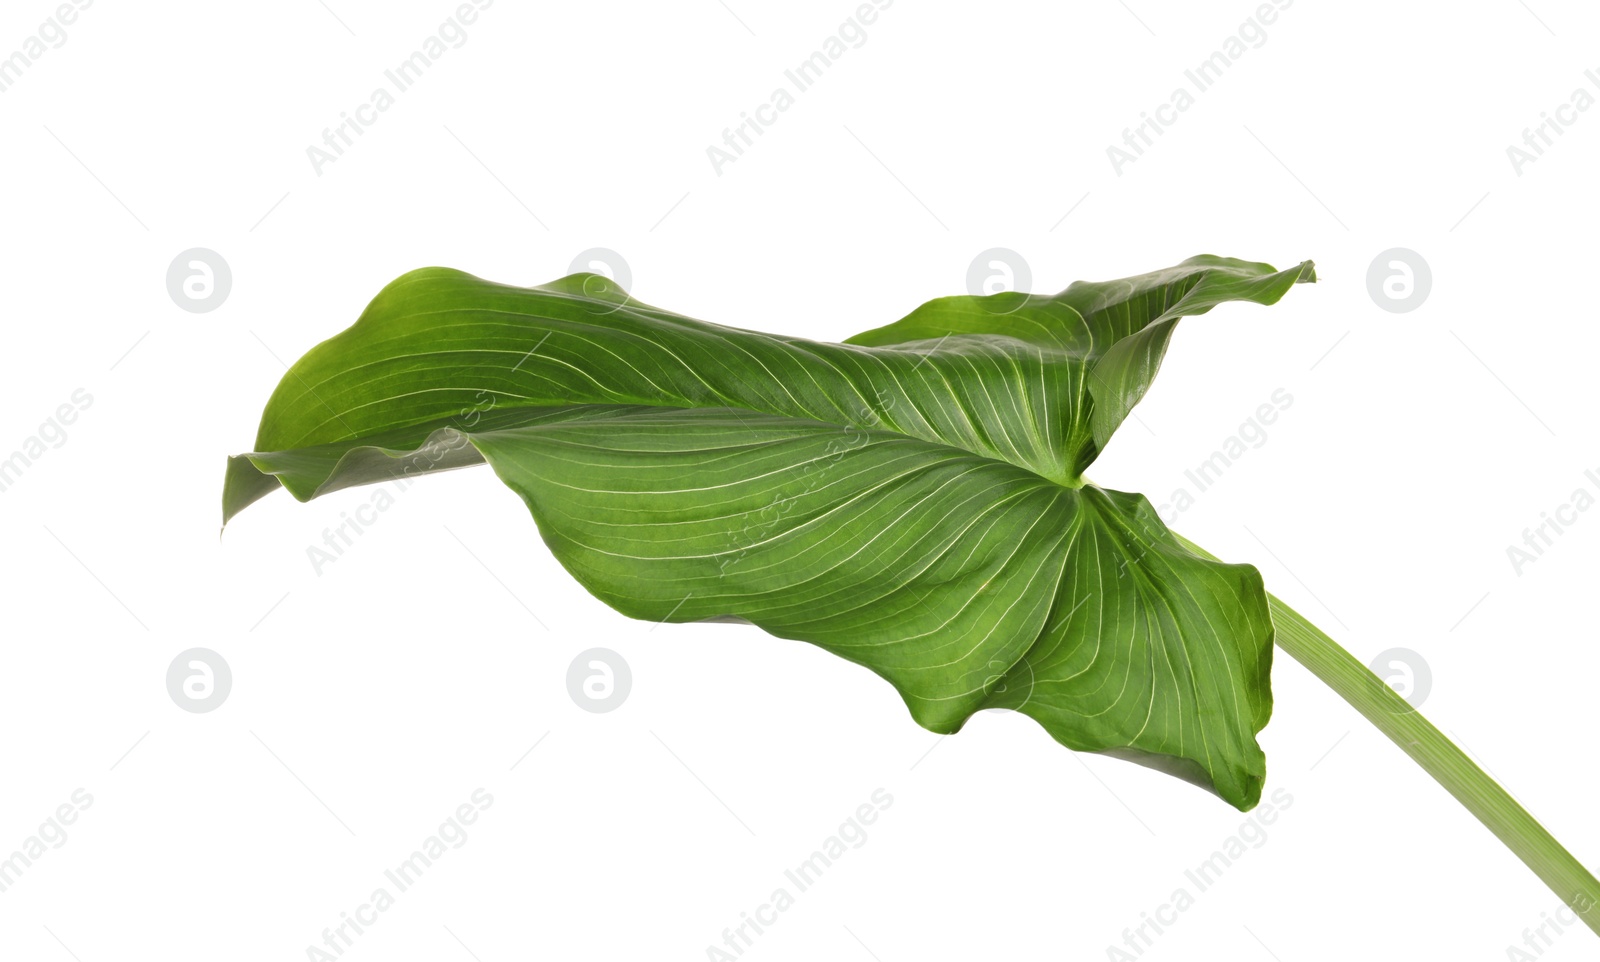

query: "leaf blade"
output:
225 256 1312 809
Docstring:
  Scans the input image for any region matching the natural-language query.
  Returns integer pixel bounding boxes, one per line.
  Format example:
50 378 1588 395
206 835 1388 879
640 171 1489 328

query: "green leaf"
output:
225 257 1313 810
847 254 1316 449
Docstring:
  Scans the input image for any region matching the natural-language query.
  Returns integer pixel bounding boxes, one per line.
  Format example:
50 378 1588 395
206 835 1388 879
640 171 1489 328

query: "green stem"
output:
1178 534 1600 934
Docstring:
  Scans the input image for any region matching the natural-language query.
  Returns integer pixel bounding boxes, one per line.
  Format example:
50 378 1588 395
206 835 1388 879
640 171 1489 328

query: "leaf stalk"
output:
1179 532 1600 935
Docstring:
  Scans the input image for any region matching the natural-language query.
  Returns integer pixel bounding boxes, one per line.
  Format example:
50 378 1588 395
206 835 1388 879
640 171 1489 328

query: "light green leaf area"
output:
226 256 1313 809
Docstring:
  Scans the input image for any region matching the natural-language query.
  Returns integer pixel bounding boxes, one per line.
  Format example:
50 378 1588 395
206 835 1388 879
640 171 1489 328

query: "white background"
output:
2 1 1597 959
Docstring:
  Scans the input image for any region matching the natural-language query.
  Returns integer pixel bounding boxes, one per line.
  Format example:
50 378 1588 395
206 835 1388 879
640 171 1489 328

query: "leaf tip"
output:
222 453 282 528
